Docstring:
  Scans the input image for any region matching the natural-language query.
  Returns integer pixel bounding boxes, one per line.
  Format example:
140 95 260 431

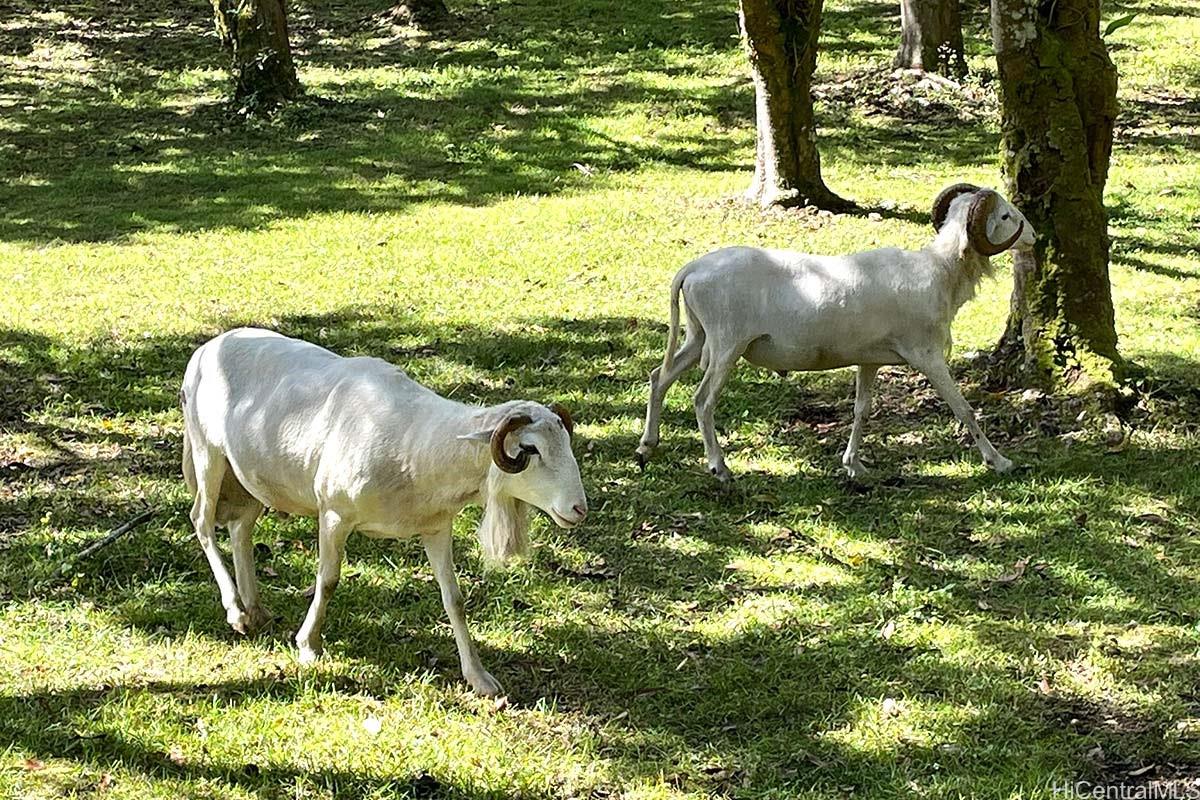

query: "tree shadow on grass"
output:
0 0 1010 245
0 680 535 799
3 307 1200 794
1 614 1190 795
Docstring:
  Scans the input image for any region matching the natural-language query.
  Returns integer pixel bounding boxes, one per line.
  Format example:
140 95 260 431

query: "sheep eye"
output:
1001 213 1011 220
520 444 540 457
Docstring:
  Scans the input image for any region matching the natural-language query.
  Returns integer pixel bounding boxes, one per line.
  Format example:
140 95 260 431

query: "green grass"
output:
1 0 1199 797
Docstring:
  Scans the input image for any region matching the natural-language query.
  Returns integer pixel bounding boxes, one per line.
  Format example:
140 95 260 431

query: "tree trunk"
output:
212 0 301 107
381 0 451 27
739 0 849 210
989 0 1122 389
894 0 966 77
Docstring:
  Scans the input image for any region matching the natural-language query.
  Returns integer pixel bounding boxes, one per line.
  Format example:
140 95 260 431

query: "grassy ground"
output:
2 0 1199 797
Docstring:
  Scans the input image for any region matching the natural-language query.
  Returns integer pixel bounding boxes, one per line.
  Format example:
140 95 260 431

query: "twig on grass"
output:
67 508 156 566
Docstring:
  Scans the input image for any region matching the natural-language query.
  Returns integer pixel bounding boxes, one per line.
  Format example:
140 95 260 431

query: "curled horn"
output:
490 413 533 473
967 190 1023 256
549 402 574 437
931 183 980 231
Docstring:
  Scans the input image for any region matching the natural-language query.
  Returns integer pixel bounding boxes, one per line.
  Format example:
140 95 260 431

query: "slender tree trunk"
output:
894 0 966 77
739 0 849 210
212 0 301 107
990 0 1122 389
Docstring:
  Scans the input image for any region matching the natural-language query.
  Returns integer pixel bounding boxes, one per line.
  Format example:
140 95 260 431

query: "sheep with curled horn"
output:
635 183 1034 481
180 328 587 696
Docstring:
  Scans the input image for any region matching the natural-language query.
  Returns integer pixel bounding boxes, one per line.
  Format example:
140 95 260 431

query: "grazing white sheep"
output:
180 328 587 696
636 184 1034 481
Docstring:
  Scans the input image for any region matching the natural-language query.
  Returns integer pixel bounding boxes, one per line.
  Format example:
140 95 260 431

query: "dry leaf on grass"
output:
994 557 1031 585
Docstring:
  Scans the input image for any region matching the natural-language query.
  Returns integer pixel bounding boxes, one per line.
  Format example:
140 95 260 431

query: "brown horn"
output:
967 190 1023 256
931 183 980 231
549 402 574 437
490 413 533 473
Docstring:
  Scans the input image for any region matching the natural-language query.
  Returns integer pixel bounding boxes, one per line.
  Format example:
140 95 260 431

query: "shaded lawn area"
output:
1 0 1200 798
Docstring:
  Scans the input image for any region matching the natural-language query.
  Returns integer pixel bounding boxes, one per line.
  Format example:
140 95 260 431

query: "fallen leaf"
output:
880 619 897 640
167 746 186 766
1038 676 1053 695
24 758 45 771
362 715 382 735
881 697 900 717
493 695 510 712
994 557 1030 584
1128 764 1156 778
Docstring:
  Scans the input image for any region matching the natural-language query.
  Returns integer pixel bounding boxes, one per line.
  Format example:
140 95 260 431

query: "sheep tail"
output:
181 391 198 498
661 266 688 374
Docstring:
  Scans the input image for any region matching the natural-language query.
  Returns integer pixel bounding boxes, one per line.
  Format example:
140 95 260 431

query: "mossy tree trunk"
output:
739 0 848 209
990 0 1122 389
212 0 301 107
894 0 967 77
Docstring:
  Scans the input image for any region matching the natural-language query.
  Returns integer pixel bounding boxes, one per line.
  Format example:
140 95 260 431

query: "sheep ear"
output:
458 430 495 443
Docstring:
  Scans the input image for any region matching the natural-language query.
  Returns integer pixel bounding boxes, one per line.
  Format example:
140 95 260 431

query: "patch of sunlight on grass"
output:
821 694 982 755
725 554 854 590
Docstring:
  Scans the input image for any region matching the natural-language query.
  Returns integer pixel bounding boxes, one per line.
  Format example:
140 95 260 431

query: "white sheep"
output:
181 328 587 696
635 184 1034 481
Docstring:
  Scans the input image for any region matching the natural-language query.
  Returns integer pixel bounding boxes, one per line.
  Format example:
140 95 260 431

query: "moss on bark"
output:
738 0 850 210
212 0 301 107
990 0 1122 390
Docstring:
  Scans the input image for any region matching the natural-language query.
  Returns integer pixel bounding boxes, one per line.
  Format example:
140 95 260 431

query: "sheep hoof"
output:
227 607 252 635
634 444 654 471
296 635 323 665
989 455 1015 474
245 605 273 633
709 465 733 484
467 670 504 697
842 461 868 480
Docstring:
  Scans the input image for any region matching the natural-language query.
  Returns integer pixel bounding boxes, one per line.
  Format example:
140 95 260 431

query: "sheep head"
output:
967 190 1024 256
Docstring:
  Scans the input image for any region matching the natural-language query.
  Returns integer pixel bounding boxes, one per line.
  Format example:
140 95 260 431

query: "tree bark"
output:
739 0 848 210
894 0 966 77
212 0 301 107
990 0 1122 389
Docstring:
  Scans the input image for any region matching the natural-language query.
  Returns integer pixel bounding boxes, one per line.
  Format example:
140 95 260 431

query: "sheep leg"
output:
188 445 252 634
295 509 351 664
636 335 703 466
694 346 742 482
228 502 270 632
906 351 1014 474
423 528 502 697
841 364 879 479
